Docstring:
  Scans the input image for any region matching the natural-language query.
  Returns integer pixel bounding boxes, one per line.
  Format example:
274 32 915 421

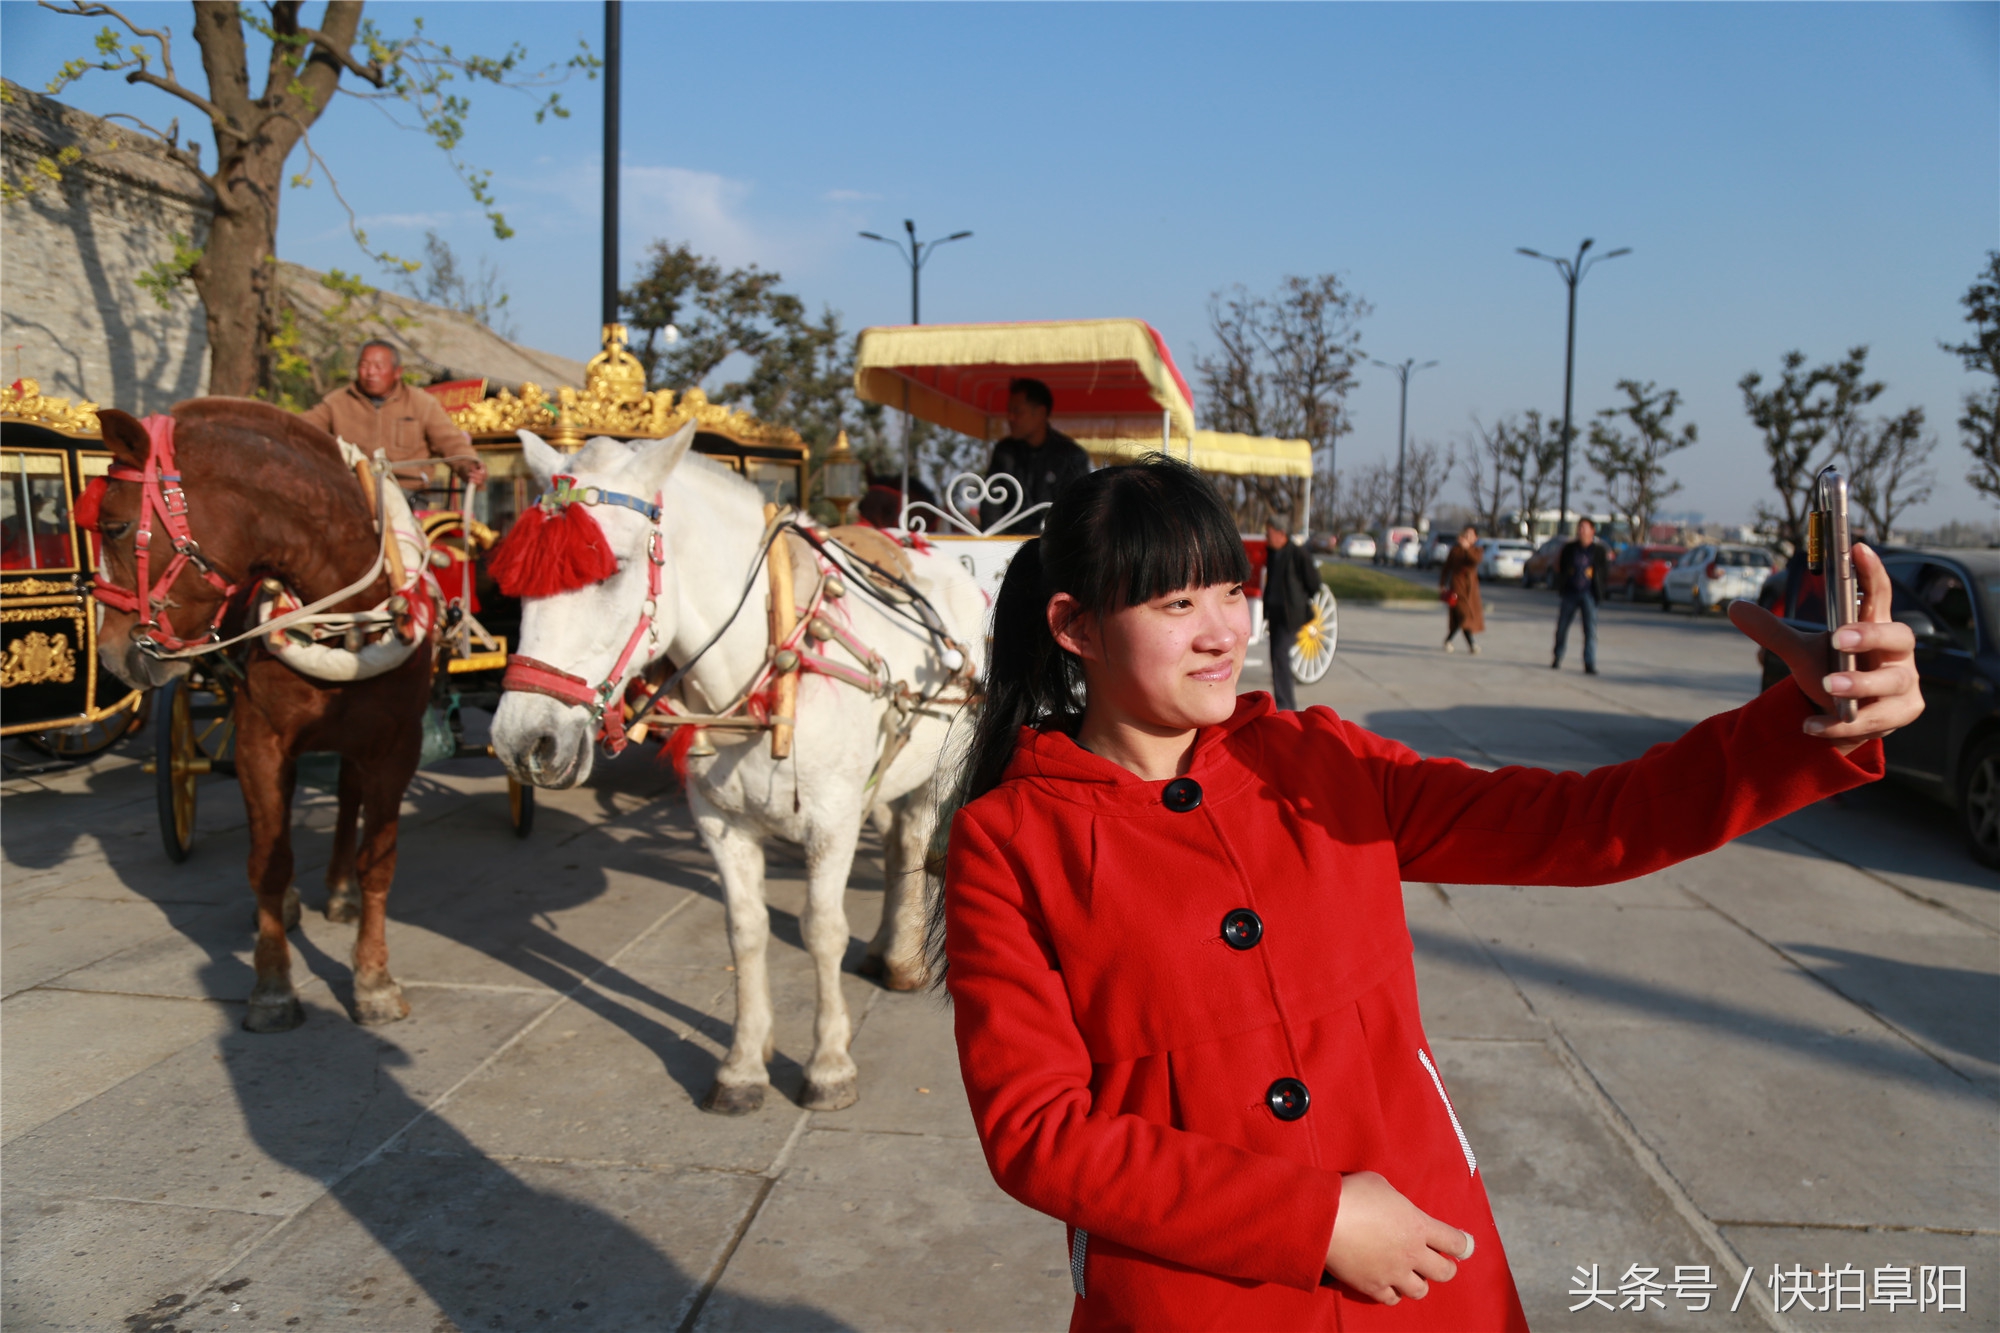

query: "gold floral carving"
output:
1 630 77 686
448 326 804 453
2 577 80 596
2 606 86 624
0 379 102 435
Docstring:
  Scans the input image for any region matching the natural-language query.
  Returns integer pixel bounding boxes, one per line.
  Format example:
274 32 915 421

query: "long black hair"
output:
925 455 1250 980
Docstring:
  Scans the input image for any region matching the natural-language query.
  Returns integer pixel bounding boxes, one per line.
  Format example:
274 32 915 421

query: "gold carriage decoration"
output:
0 379 145 750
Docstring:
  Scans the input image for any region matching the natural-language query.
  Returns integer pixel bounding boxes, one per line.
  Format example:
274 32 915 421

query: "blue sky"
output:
5 2 1995 527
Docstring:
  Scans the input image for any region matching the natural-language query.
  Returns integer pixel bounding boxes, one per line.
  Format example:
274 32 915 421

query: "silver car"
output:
1661 543 1777 613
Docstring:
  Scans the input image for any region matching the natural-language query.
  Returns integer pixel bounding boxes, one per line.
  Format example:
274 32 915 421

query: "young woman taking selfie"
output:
937 459 1921 1332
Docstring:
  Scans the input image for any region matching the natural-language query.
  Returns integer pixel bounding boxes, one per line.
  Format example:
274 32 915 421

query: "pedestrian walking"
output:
937 456 1920 1332
1439 525 1484 653
1260 520 1322 710
1552 517 1611 674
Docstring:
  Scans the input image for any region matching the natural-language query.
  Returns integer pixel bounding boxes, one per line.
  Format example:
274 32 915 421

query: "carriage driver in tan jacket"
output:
299 339 488 492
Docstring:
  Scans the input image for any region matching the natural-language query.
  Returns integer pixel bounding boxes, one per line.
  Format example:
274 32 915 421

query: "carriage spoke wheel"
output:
508 775 535 839
153 678 233 863
1289 588 1340 685
155 680 201 862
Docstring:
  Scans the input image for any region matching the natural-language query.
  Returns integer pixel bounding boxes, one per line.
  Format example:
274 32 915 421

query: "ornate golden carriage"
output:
0 382 145 756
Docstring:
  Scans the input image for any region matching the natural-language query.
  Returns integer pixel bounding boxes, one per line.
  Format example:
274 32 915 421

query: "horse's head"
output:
90 409 230 689
491 421 698 789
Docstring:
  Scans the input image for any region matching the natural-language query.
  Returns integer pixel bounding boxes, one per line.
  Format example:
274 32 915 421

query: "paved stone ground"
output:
3 575 1994 1332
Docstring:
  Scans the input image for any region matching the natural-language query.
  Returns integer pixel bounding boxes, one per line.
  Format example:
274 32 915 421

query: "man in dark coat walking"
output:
1552 517 1611 674
1261 521 1322 710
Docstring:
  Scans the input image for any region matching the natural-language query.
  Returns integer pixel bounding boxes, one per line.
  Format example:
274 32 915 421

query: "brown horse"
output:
92 400 432 1032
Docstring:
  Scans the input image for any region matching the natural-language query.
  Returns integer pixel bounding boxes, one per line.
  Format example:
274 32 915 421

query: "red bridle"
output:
90 415 241 655
500 478 666 755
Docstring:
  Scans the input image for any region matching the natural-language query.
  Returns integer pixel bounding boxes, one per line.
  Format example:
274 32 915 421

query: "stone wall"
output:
1 80 213 412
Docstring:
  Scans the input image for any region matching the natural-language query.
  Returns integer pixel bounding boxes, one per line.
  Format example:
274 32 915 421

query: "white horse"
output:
491 426 986 1113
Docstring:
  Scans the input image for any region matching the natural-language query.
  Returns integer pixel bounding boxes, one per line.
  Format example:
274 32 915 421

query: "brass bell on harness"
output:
685 728 718 759
823 574 847 600
772 647 801 673
806 617 835 643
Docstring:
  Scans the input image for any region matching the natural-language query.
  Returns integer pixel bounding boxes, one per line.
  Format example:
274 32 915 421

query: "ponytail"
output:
925 455 1250 985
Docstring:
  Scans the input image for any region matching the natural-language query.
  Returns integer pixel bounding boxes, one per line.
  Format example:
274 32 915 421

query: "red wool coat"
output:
945 684 1883 1333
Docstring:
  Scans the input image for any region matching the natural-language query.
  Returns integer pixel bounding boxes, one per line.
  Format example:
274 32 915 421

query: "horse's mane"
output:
170 397 348 474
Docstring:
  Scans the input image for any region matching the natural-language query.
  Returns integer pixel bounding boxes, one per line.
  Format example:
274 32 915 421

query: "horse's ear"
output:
517 430 563 488
98 409 150 468
620 419 699 496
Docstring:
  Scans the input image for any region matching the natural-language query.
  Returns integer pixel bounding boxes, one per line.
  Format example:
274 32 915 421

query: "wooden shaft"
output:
765 504 798 760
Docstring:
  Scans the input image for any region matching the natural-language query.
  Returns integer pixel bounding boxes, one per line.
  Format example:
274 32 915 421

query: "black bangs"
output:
1044 456 1251 614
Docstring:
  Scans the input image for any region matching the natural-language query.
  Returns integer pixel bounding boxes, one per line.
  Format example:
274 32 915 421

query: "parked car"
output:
1609 544 1687 601
1479 537 1535 581
1758 546 2000 866
1337 532 1378 560
1422 533 1458 568
1372 525 1419 566
1390 534 1422 567
1521 536 1567 588
1661 543 1778 613
1308 533 1340 555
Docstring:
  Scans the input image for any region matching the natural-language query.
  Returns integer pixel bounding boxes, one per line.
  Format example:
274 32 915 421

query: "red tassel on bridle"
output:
73 475 108 531
488 501 618 598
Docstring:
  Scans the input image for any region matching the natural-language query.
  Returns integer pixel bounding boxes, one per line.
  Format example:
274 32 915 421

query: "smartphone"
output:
1805 465 1859 723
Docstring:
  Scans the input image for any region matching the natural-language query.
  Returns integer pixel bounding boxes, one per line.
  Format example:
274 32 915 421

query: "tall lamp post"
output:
601 0 621 329
859 219 973 517
1517 238 1629 537
1370 357 1437 530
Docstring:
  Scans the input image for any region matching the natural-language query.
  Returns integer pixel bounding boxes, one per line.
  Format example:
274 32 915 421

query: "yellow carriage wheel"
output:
1289 588 1340 685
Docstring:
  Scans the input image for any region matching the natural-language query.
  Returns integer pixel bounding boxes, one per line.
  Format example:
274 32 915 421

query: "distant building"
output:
2 80 584 411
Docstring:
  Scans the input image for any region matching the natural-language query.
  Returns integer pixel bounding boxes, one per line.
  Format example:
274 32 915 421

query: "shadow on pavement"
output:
23 735 856 1330
1410 925 1995 1107
1362 704 1691 769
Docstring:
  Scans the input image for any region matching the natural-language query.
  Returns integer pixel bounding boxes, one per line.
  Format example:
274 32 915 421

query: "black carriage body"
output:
0 419 136 736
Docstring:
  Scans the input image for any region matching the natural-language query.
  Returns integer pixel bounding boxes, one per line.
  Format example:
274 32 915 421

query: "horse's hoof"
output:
701 1081 767 1116
243 991 305 1034
324 892 361 925
859 953 926 992
352 977 410 1026
801 1075 858 1112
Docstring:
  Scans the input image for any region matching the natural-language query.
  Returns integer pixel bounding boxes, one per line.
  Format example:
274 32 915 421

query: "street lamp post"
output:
1517 238 1630 537
859 220 973 518
601 0 621 328
859 219 973 326
1370 357 1437 530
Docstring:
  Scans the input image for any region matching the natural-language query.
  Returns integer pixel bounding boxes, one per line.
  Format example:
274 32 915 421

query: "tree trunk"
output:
194 177 281 397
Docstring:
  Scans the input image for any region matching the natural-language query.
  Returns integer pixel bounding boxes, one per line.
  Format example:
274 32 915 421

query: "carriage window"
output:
2 450 76 571
744 459 800 508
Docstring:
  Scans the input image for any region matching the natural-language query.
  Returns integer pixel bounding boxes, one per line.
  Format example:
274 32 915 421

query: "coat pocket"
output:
1417 1048 1477 1176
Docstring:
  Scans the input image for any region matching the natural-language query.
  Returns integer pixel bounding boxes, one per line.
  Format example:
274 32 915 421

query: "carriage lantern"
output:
820 430 864 523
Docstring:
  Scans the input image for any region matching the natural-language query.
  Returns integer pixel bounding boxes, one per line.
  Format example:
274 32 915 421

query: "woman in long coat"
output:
939 459 1918 1333
1439 524 1485 653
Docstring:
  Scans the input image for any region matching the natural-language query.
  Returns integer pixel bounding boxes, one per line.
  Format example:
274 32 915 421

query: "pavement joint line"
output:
1426 882 1795 1333
672 1175 775 1333
396 979 561 995
1664 872 1988 1089
71 1192 289 1219
24 984 249 1005
166 887 707 1302
1711 1220 2000 1237
1764 824 2000 939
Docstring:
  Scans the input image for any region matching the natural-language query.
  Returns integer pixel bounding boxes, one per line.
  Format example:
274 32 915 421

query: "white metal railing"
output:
900 472 1051 538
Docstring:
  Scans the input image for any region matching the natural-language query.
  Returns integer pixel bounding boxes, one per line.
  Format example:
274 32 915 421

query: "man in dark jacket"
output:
1552 517 1611 674
985 378 1090 534
1261 521 1322 710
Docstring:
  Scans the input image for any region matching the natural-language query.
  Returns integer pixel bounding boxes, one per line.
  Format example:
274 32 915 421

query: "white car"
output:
1478 537 1534 581
1422 534 1457 568
1338 533 1377 559
1390 536 1422 567
1661 543 1778 613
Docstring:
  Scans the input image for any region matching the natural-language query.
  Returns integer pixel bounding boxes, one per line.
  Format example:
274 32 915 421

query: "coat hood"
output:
999 691 1280 816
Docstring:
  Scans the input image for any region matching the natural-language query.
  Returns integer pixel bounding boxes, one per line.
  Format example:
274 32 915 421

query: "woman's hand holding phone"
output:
1728 542 1924 754
1323 1170 1474 1305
